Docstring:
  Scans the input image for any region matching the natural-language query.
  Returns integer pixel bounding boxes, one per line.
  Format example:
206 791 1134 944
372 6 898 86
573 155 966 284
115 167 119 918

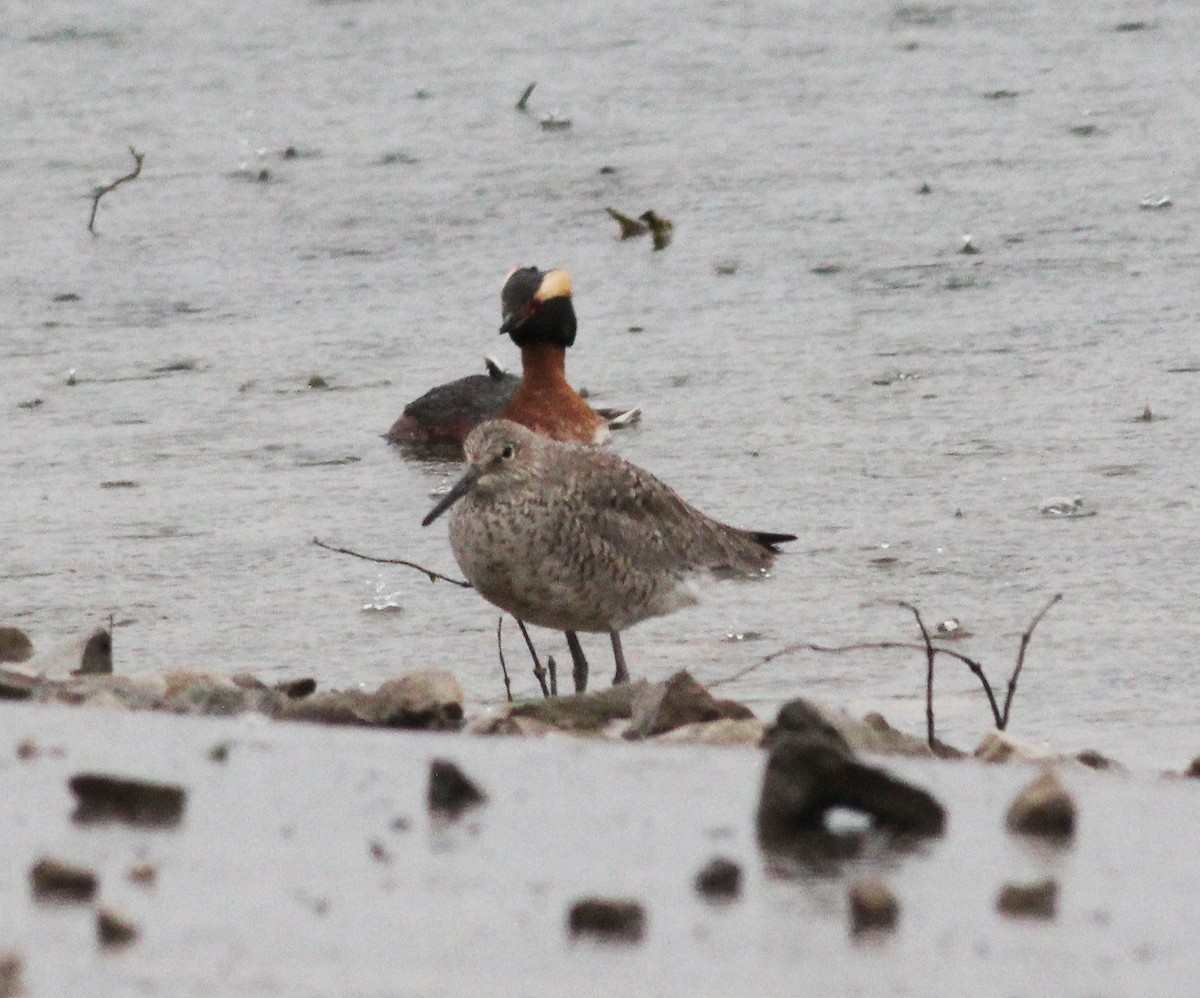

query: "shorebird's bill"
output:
422 465 482 526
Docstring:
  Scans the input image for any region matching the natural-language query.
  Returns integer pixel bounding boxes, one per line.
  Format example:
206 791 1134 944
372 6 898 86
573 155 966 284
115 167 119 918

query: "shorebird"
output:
422 420 794 692
387 267 633 449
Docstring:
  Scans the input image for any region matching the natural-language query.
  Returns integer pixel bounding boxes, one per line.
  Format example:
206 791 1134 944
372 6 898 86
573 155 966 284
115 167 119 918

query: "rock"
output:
997 878 1058 919
76 627 112 675
15 738 37 760
96 907 139 947
0 627 33 663
0 952 22 998
757 736 945 842
427 759 486 818
566 898 646 942
83 690 136 712
370 672 464 730
848 877 900 934
656 718 765 746
275 677 317 699
276 690 372 726
765 699 852 754
276 673 463 730
468 713 560 738
1005 769 1075 840
695 858 741 900
128 863 157 887
499 682 646 734
70 773 187 828
1076 749 1122 771
161 670 270 716
30 857 98 902
626 670 753 739
974 731 1053 764
0 669 37 700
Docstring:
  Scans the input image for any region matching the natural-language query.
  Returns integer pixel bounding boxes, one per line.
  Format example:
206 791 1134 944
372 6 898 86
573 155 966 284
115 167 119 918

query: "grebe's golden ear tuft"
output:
537 269 573 301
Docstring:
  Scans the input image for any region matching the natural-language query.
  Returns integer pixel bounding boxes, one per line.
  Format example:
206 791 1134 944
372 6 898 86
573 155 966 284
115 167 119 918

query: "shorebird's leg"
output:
609 630 630 686
565 631 589 693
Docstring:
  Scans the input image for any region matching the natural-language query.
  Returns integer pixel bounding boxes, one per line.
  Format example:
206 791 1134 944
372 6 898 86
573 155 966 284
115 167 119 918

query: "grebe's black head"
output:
498 267 577 349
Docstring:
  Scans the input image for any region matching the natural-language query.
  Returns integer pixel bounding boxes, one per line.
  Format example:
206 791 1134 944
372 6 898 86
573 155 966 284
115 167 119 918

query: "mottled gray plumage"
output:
423 420 794 689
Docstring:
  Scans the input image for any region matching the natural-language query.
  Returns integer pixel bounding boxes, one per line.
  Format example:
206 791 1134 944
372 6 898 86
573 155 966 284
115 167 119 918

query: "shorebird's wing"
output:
557 450 776 576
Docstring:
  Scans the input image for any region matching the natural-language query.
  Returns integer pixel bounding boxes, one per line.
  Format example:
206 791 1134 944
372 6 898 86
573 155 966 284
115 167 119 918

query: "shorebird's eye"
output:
501 444 515 460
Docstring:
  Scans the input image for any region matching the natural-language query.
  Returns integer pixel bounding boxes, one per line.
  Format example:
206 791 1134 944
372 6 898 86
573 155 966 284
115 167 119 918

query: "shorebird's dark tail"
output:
750 530 797 551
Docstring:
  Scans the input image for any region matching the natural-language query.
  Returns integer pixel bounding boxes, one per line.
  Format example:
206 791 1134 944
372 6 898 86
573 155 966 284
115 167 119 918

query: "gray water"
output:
4 0 1200 767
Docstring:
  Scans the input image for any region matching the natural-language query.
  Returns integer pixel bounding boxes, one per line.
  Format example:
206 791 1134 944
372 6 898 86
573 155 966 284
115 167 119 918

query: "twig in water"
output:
311 537 471 587
898 601 937 747
496 618 513 703
88 146 145 234
1000 592 1062 728
711 595 1062 736
516 82 536 112
515 619 550 698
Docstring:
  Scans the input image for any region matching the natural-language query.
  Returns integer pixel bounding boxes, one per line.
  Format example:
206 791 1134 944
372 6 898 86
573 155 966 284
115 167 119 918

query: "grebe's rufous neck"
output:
497 267 609 446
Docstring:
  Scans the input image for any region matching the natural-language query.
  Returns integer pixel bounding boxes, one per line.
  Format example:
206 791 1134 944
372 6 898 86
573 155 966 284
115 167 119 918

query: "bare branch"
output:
496 618 513 703
312 537 471 587
515 619 550 698
999 592 1062 728
898 601 937 748
88 146 145 234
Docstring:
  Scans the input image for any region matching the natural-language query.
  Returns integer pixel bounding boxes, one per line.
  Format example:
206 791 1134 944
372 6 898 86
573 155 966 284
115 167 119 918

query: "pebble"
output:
848 877 900 935
694 858 742 900
1005 769 1076 840
70 773 187 828
997 878 1058 919
566 898 646 942
30 857 98 903
427 759 486 819
96 907 139 948
0 952 22 998
0 627 33 663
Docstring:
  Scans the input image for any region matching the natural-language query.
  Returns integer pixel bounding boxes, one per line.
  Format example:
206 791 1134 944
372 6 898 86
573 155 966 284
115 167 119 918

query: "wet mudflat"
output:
3 701 1200 997
3 0 1200 763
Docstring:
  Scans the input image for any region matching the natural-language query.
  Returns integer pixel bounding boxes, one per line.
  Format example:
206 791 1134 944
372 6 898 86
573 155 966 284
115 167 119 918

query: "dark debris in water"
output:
983 89 1020 100
890 4 955 28
152 358 199 373
27 27 125 46
377 151 420 166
